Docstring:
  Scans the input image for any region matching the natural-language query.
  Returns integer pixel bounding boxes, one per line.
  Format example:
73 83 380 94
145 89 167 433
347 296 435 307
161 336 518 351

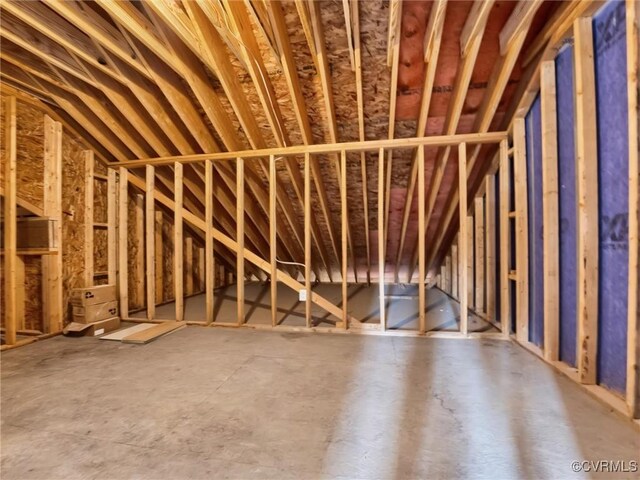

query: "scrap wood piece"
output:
122 321 186 345
99 323 156 341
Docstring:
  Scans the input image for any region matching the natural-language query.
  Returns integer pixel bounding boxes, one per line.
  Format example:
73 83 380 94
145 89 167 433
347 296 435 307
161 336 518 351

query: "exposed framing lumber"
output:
118 167 129 318
452 240 459 299
3 96 18 345
626 0 639 419
42 114 63 333
540 60 559 362
107 168 117 285
485 175 497 323
304 153 312 328
185 236 194 296
155 210 163 304
574 17 599 385
474 197 485 313
418 145 426 334
205 160 215 325
83 150 94 286
467 215 474 310
134 194 145 308
174 162 184 321
270 155 278 327
341 150 348 327
236 157 245 326
498 130 510 320
513 117 529 344
499 0 544 55
458 143 469 335
145 165 156 320
460 0 494 57
378 148 386 330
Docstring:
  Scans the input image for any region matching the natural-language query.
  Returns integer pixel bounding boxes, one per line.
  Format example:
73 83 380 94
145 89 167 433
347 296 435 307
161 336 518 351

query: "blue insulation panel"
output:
556 45 578 367
525 95 544 348
594 0 628 394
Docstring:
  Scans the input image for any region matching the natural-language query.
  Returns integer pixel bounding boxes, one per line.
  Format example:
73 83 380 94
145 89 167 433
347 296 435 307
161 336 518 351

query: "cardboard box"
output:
70 285 116 307
63 317 121 337
72 301 118 324
0 217 57 249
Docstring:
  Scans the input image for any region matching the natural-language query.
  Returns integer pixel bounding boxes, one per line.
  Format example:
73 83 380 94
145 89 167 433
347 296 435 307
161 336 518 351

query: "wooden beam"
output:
541 60 559 361
145 165 156 320
341 150 348 328
107 168 117 285
458 143 469 335
236 157 245 325
485 175 497 323
118 167 129 319
626 0 639 419
83 150 94 286
474 197 485 313
185 236 194 296
205 160 215 324
304 153 312 328
452 240 459 299
574 17 599 385
513 117 529 344
3 96 17 345
270 155 278 327
499 0 544 55
155 210 163 304
467 215 474 310
42 115 63 333
499 140 510 336
418 145 426 334
378 148 386 331
460 0 494 57
174 162 184 321
134 194 145 308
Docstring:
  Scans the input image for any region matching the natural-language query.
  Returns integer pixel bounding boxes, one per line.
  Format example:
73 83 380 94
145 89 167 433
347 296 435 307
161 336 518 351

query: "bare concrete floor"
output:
134 283 496 333
2 328 638 479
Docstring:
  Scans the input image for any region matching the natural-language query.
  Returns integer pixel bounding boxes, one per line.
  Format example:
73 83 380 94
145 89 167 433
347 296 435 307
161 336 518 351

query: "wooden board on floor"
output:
100 323 156 341
122 321 186 344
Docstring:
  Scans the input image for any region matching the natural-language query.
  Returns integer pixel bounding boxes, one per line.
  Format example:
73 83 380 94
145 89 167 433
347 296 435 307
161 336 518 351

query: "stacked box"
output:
65 285 120 337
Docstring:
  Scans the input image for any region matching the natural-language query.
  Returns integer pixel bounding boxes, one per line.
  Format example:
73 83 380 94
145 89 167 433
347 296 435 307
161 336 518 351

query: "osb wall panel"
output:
161 212 174 302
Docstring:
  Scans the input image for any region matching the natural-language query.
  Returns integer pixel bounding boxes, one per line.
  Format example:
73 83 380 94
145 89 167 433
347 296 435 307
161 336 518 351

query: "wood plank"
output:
458 143 469 335
445 255 452 295
236 157 245 325
118 167 129 318
134 194 144 308
513 117 529 344
122 321 186 344
474 197 485 313
270 155 278 327
185 237 193 296
452 241 458 299
198 247 205 292
304 153 312 328
378 148 386 330
418 145 426 334
541 60 560 361
626 0 639 419
42 115 63 333
107 168 117 285
485 175 497 322
341 150 348 328
15 255 25 331
100 323 155 341
574 17 599 384
174 162 184 321
83 150 94 286
205 160 215 324
467 215 474 310
154 210 163 305
3 96 17 345
145 165 155 320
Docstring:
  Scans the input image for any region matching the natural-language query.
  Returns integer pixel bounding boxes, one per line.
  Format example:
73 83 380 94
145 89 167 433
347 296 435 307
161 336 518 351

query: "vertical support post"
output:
341 150 348 329
513 117 529 343
83 150 94 287
185 237 194 296
445 255 451 295
174 162 184 321
42 115 63 333
485 175 496 322
145 165 155 320
154 210 163 304
118 167 129 319
458 142 468 335
574 17 598 384
4 96 17 345
107 168 117 286
16 256 25 331
452 240 459 299
304 153 312 328
378 148 386 331
467 216 474 310
499 139 510 337
269 155 278 327
205 160 215 324
474 197 485 313
236 157 244 325
134 194 144 308
626 0 639 418
418 145 426 334
198 247 205 292
541 60 560 361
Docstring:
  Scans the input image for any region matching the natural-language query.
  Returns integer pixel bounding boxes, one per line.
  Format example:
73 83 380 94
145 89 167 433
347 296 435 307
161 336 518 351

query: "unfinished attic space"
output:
1 0 639 477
